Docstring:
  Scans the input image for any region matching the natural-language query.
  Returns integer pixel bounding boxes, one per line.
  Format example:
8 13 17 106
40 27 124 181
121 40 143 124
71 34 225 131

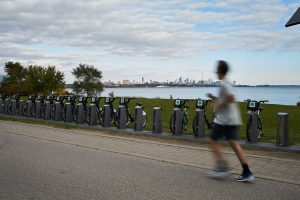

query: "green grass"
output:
107 98 300 145
2 97 300 145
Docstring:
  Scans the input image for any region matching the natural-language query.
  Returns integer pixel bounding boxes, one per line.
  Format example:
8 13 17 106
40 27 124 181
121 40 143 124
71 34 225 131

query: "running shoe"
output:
235 172 255 182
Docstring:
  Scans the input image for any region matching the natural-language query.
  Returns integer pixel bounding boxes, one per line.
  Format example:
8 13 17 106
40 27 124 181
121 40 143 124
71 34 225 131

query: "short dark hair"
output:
217 60 229 75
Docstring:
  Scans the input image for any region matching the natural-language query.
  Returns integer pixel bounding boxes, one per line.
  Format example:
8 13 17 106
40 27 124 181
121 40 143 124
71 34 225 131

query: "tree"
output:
42 66 65 95
3 61 26 84
0 61 65 95
72 64 104 96
0 62 27 95
24 65 45 94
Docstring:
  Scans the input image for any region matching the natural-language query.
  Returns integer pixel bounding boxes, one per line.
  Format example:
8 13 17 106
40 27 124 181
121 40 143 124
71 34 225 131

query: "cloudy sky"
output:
0 0 299 85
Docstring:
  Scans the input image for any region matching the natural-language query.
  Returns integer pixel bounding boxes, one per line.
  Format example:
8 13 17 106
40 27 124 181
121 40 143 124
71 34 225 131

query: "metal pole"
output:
89 104 97 126
134 106 143 131
103 105 112 127
118 105 127 129
249 112 259 143
194 109 205 137
152 107 162 134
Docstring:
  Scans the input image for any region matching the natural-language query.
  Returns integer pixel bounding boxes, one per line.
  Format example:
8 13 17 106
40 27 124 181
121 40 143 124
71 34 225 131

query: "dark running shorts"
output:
210 123 239 141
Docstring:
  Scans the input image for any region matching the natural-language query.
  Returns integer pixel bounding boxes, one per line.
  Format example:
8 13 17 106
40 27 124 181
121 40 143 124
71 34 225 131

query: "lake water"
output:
100 87 300 106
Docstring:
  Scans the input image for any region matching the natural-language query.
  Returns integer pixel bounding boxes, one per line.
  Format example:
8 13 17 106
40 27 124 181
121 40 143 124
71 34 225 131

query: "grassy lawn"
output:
107 98 300 145
1 97 300 145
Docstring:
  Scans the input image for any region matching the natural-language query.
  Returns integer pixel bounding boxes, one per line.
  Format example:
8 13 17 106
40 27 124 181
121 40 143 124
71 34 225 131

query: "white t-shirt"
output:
213 78 242 126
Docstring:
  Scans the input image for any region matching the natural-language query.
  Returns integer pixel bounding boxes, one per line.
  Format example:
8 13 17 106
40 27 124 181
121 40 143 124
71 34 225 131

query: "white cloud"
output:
0 0 299 84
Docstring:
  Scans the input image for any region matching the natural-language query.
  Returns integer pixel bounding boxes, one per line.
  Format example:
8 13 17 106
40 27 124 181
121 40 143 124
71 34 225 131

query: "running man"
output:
207 60 254 182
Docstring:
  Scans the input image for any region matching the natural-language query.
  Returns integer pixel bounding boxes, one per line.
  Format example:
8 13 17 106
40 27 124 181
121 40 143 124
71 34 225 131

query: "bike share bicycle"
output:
0 93 7 113
31 95 45 118
114 97 147 128
22 95 36 117
192 98 213 137
244 99 268 142
169 99 190 134
50 96 65 120
85 96 102 125
7 94 21 115
41 95 55 119
100 97 116 126
61 96 77 122
74 96 88 123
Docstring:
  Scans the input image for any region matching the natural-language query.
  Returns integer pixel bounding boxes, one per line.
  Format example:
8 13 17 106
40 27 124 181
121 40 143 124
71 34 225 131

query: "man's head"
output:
216 60 229 80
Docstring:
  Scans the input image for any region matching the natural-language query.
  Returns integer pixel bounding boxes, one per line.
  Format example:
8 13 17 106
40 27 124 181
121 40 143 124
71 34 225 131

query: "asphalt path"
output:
1 132 299 200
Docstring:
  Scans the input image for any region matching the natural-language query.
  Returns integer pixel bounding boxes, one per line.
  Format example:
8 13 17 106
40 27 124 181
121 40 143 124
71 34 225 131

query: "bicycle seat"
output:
184 105 189 108
136 103 142 107
258 107 263 111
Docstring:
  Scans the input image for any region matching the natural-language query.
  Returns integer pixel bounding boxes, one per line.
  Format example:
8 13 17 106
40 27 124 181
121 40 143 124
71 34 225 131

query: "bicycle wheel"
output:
61 106 66 121
85 107 91 124
246 115 262 142
7 102 12 115
40 105 45 119
192 116 199 137
100 108 115 126
72 105 77 122
22 104 27 116
169 113 175 134
31 104 36 117
50 105 55 120
114 110 130 128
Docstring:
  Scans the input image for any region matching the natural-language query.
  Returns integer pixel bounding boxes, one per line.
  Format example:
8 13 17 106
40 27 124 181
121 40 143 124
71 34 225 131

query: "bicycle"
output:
169 99 190 134
50 96 65 120
85 96 101 125
31 95 45 118
74 96 88 123
192 98 213 137
244 99 269 142
99 97 116 126
7 94 21 115
114 97 147 128
0 93 7 112
61 96 77 122
22 95 36 117
41 95 55 119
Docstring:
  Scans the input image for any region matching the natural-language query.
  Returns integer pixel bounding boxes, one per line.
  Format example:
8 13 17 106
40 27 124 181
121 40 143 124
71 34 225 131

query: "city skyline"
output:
0 0 300 85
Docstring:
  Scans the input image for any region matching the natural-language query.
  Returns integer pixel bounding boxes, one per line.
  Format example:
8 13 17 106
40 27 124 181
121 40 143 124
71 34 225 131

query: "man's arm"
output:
215 94 235 109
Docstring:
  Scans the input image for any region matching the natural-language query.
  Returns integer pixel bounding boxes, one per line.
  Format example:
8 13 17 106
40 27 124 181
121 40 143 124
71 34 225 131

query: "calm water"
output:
101 87 300 106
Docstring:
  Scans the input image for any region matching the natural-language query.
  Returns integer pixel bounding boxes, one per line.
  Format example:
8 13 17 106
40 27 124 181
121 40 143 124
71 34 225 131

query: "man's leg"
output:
228 140 247 164
228 140 254 182
208 139 224 161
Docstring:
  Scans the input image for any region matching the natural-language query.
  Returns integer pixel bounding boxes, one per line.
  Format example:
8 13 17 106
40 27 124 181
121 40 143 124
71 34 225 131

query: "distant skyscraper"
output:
142 77 144 84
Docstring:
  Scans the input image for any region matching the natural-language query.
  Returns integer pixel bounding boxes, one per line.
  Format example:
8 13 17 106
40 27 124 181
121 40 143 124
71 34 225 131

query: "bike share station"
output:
1 94 298 151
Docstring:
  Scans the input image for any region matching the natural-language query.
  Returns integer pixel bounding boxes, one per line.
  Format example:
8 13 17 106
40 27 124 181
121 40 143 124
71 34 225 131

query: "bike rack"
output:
118 105 127 129
248 112 259 143
11 99 17 116
4 99 10 115
103 105 112 127
152 107 162 134
88 104 97 126
54 102 62 121
44 101 51 120
76 103 85 124
172 108 183 135
194 109 205 138
277 112 289 147
0 99 3 114
134 105 143 131
18 100 24 117
35 100 42 119
26 100 33 118
65 103 73 123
